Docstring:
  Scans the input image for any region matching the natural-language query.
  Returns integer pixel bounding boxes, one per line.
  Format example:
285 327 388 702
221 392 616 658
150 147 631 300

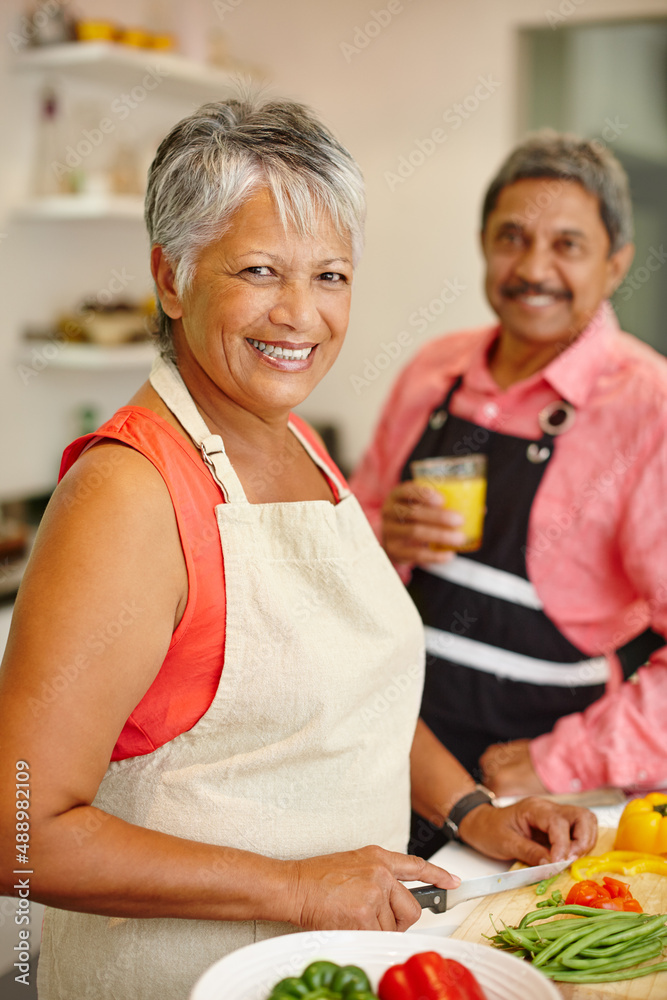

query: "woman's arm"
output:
0 443 456 932
411 719 597 864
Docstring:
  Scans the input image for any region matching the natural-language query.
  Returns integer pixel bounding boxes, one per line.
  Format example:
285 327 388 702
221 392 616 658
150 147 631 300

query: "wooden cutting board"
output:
451 829 667 999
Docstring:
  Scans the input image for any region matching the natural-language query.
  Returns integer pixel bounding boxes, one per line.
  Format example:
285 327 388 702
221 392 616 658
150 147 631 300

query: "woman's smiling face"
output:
165 187 354 419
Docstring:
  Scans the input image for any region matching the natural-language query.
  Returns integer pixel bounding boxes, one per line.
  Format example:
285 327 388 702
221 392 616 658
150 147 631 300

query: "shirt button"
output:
570 778 582 791
638 770 647 781
483 402 499 419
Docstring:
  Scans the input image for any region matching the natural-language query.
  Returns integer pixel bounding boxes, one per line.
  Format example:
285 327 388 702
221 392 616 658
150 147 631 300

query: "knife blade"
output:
409 857 572 913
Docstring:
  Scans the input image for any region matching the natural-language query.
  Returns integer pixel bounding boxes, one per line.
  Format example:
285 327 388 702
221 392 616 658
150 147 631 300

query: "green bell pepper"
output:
267 960 377 1000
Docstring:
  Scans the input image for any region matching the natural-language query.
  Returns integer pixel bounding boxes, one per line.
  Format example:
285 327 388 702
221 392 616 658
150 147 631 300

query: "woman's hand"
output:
287 845 460 932
458 798 598 867
381 482 466 565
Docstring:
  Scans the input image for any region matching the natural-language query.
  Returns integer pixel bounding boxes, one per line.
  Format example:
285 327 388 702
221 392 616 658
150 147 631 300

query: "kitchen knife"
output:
409 857 572 913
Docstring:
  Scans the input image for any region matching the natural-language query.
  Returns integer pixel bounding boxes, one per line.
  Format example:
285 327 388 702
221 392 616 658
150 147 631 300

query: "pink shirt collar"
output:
460 302 619 407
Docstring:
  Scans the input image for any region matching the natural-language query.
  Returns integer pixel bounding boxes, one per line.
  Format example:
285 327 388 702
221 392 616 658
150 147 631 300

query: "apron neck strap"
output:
443 374 464 413
149 355 248 504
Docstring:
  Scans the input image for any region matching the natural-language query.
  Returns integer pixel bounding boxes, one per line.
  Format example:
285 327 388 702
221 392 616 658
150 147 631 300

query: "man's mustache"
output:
501 281 572 300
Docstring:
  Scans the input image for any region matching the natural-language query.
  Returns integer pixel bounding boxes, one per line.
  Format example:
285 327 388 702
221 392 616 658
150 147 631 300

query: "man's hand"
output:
480 739 548 797
458 798 597 866
381 482 466 564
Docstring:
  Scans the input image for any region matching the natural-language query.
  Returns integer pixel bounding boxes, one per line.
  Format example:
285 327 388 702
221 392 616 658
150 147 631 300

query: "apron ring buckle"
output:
538 400 576 436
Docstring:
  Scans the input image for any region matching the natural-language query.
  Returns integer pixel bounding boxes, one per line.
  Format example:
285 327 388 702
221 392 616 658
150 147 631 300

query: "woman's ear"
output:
151 246 183 320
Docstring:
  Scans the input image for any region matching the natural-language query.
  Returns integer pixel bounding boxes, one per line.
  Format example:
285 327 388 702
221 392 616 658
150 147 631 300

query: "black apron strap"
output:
616 627 665 679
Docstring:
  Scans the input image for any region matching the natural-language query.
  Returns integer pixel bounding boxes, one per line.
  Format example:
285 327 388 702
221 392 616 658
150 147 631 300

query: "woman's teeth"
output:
247 339 313 360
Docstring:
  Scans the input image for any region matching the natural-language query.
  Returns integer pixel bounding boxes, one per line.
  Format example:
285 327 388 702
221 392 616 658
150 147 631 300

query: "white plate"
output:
190 930 561 1000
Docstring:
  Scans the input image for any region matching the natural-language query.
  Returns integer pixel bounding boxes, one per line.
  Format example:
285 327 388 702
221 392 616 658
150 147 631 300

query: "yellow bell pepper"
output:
614 793 667 854
570 850 667 881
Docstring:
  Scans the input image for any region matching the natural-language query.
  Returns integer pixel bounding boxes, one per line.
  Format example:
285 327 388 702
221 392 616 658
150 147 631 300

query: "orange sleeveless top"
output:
59 406 345 761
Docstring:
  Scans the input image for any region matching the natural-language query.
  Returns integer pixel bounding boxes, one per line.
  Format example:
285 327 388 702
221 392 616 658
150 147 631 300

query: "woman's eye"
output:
319 271 347 283
244 266 274 277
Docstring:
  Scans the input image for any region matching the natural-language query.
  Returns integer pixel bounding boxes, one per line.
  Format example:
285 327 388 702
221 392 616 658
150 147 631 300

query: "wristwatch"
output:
444 785 496 840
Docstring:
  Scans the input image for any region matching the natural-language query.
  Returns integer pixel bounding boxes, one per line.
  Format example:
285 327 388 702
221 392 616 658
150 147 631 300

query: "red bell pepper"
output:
378 951 488 1000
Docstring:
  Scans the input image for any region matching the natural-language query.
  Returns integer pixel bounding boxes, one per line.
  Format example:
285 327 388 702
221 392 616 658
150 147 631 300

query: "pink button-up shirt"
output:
350 304 667 793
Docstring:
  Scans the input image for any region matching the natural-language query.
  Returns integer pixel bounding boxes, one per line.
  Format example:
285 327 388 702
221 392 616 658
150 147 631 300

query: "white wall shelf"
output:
19 341 156 371
14 193 145 220
14 42 240 103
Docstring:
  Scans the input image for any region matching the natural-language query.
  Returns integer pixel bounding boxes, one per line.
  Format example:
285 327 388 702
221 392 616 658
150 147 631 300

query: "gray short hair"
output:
145 96 366 356
481 129 633 254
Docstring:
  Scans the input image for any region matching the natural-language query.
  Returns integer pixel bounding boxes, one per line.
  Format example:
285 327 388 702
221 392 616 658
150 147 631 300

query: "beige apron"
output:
38 357 425 1000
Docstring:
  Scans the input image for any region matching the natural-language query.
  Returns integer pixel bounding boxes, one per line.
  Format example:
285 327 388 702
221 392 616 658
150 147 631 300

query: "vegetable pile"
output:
266 954 488 1000
267 960 378 999
489 904 667 983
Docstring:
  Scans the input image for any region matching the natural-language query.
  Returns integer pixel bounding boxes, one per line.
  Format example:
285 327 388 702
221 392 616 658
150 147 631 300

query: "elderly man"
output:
351 131 667 856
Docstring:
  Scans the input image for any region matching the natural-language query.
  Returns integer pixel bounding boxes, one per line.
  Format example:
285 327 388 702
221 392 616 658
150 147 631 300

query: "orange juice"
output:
411 455 487 553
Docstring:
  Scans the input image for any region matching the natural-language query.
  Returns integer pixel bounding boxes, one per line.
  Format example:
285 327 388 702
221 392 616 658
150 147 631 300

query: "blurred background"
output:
1 0 667 991
1 0 667 501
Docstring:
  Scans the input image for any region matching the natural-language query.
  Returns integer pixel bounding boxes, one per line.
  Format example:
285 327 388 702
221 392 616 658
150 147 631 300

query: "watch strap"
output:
445 787 494 840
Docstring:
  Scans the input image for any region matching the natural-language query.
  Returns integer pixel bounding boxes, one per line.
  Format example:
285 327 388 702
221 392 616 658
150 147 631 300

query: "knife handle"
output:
409 884 448 913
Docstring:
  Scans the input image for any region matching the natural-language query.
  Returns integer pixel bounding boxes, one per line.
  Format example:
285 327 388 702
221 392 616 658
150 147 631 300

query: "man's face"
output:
481 177 632 349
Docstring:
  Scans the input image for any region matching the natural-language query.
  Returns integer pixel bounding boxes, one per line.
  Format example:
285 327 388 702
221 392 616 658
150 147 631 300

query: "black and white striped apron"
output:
404 376 663 857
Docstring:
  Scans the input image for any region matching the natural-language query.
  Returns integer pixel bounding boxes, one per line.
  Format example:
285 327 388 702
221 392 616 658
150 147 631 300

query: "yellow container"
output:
150 34 175 50
117 27 152 48
76 21 117 43
411 454 487 552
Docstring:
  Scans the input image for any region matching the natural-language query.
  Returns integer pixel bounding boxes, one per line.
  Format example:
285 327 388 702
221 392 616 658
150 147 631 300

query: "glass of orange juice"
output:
410 454 487 553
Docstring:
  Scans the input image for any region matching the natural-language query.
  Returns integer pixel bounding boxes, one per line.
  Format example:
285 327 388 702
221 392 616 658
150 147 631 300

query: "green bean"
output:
535 874 559 895
559 939 664 971
490 917 593 944
518 904 638 928
541 959 667 983
577 915 667 954
579 933 667 959
530 916 641 968
510 917 599 939
492 908 667 983
557 916 654 962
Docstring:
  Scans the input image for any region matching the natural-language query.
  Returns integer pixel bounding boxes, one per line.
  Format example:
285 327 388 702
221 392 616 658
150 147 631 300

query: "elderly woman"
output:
0 98 595 1000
